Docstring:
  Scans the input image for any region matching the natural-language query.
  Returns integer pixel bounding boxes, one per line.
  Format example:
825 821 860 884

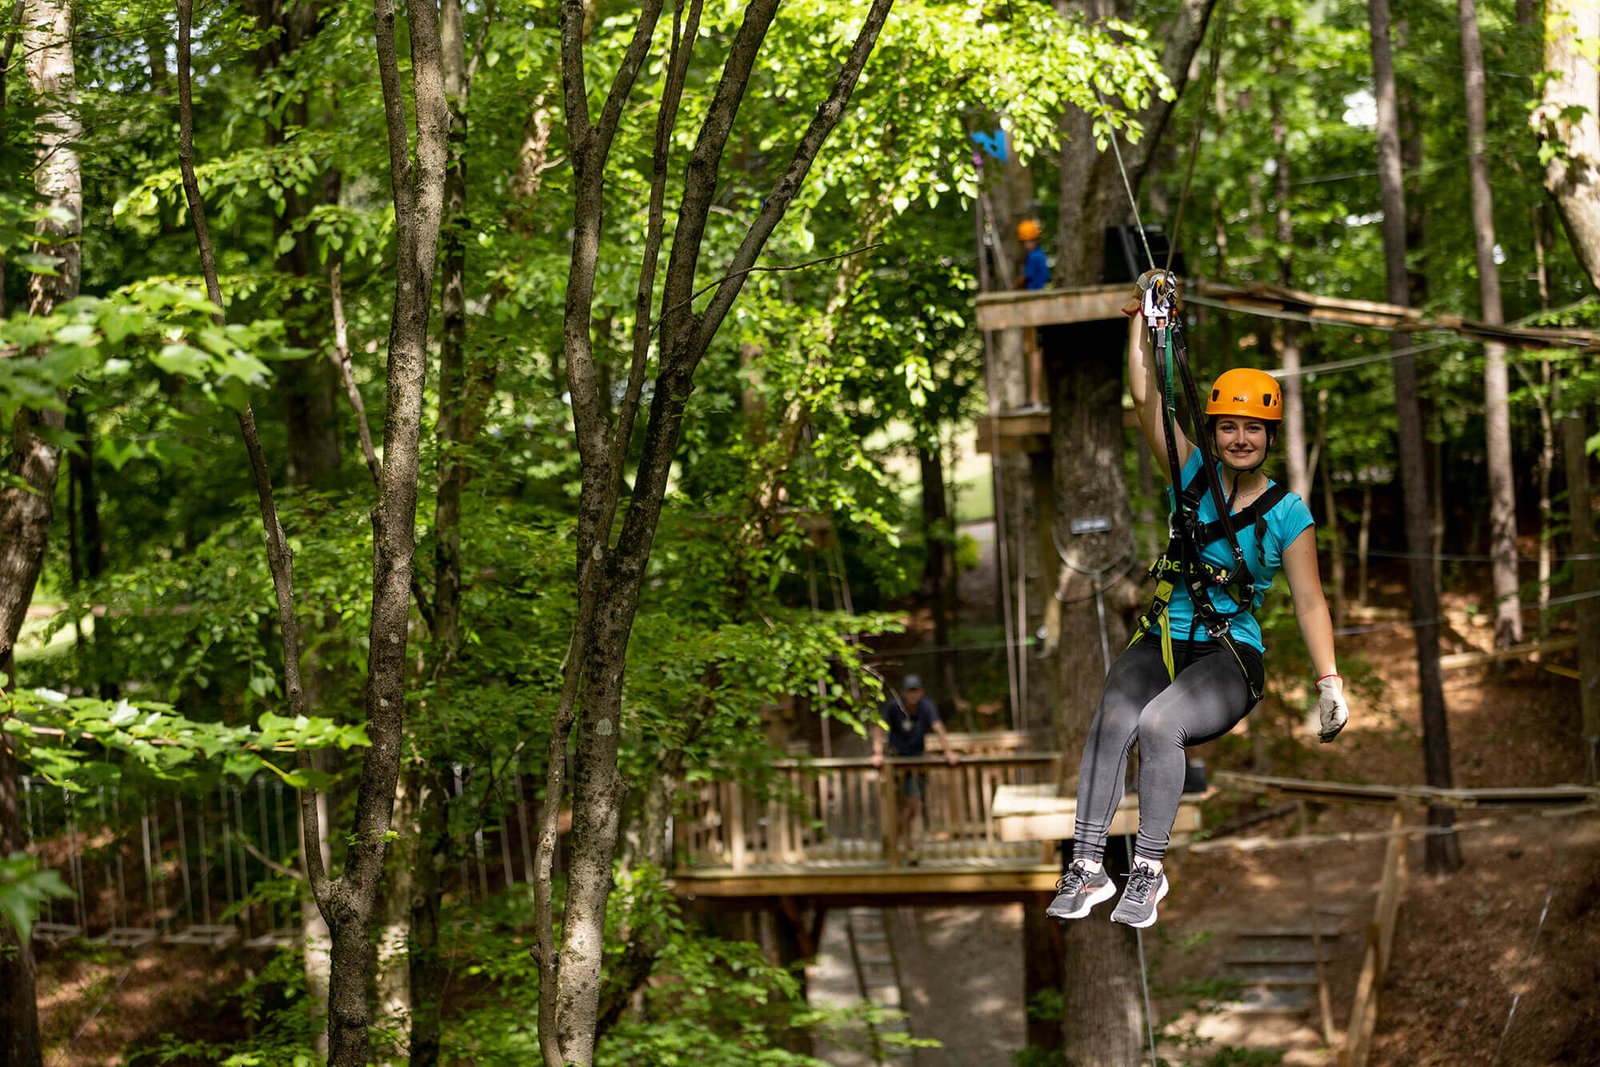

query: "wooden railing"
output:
674 754 1062 872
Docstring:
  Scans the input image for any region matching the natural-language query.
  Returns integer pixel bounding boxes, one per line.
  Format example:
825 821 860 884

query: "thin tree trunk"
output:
1536 0 1600 293
0 728 43 1067
1458 0 1521 648
918 442 963 709
1271 21 1309 501
0 3 81 1059
249 0 344 486
537 3 894 1061
1358 484 1372 610
1317 390 1346 627
176 0 448 1056
1370 0 1461 873
1535 365 1555 640
401 0 490 1055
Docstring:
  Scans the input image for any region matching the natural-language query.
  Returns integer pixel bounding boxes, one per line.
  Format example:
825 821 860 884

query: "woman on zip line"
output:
1047 272 1351 929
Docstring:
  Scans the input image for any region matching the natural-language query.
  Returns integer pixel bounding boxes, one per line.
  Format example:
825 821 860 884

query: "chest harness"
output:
1126 275 1286 703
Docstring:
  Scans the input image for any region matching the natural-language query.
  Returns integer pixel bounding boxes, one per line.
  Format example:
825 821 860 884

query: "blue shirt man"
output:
1022 244 1051 290
870 675 958 861
880 683 941 757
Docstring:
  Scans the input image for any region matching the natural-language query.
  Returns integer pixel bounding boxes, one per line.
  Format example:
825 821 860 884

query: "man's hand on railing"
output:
944 749 959 766
870 751 884 769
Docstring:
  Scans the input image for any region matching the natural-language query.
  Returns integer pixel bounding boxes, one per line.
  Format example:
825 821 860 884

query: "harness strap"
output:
1132 292 1279 704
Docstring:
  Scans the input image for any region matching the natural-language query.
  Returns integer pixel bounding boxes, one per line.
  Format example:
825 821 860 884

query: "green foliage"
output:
1 684 366 789
0 287 304 430
0 853 74 942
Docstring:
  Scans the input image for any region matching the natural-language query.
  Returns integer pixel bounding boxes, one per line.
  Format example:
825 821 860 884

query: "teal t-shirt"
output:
1153 450 1315 654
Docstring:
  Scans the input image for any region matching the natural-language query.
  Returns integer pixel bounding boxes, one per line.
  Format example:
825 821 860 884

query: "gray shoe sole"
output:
1046 877 1117 921
1111 874 1170 929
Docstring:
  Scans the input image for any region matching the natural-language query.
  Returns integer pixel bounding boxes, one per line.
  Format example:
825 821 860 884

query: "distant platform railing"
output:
674 753 1063 873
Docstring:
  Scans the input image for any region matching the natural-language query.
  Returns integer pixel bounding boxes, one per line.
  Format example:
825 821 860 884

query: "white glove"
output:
1315 674 1349 743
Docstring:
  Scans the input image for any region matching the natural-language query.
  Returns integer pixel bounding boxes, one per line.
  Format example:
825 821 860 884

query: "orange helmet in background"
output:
1205 368 1283 422
1017 219 1043 242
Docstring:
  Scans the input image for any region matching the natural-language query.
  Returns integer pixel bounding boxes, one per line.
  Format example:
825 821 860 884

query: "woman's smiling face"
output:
1214 417 1271 470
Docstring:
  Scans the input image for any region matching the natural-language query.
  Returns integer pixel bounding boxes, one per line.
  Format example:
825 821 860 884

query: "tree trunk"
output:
1535 364 1555 640
1458 0 1521 648
1047 0 1217 1057
0 726 44 1067
1317 391 1346 627
1370 0 1461 873
1358 484 1372 610
249 0 344 486
1563 407 1600 780
536 3 895 1061
1021 896 1065 1054
376 776 414 1061
1536 0 1600 293
1271 21 1309 502
176 0 448 1057
0 3 81 1059
1060 843 1146 1065
918 442 962 707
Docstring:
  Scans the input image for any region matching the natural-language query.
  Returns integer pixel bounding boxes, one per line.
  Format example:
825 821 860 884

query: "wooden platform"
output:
975 283 1132 330
991 784 1205 842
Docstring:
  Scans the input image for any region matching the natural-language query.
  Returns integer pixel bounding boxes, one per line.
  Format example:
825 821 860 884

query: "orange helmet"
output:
1206 368 1282 422
1017 219 1042 242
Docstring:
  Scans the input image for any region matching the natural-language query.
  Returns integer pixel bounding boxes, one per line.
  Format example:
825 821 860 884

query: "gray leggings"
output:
1072 637 1263 864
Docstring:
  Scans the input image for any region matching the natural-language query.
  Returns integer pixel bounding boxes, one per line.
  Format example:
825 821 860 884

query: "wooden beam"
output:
1215 771 1600 808
669 865 1062 899
973 278 1600 351
974 283 1131 330
1192 279 1600 351
975 414 1051 456
1438 635 1577 670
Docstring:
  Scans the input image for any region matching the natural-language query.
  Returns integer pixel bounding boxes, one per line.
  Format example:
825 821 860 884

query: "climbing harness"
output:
1123 274 1284 704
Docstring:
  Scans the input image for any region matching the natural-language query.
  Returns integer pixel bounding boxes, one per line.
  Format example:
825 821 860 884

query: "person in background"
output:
1017 218 1051 291
871 674 959 862
1016 219 1051 408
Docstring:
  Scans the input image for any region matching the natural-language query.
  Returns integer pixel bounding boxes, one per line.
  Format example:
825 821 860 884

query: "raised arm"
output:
1127 311 1193 481
1281 526 1350 742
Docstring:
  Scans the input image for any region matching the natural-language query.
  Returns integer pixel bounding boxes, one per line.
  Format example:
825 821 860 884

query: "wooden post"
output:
1344 808 1409 1067
728 783 746 873
880 765 899 868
